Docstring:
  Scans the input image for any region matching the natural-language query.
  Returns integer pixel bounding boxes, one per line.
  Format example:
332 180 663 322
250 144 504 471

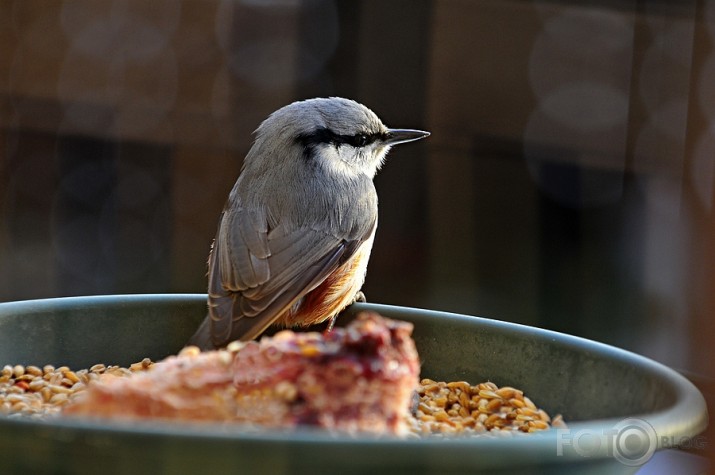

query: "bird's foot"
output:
353 291 367 303
322 292 367 336
323 316 337 334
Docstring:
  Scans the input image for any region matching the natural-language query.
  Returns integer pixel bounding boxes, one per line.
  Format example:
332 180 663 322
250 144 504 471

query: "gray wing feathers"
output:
220 209 270 290
227 243 347 340
203 206 365 345
258 228 341 296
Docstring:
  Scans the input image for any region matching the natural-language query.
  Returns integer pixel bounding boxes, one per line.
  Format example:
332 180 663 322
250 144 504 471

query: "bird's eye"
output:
352 134 369 147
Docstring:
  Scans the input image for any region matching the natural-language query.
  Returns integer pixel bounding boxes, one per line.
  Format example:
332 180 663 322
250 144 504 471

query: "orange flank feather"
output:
279 244 371 328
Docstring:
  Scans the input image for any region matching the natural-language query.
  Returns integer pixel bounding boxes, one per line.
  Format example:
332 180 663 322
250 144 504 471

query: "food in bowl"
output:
0 312 564 436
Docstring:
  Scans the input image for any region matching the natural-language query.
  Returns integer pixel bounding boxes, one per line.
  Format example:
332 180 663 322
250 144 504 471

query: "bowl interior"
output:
0 294 683 421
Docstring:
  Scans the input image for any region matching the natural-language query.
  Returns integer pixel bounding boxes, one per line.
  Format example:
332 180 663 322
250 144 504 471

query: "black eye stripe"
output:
297 128 385 149
297 128 334 148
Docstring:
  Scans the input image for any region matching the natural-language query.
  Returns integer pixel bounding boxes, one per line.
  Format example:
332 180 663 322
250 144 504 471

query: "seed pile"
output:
409 379 565 437
0 360 564 437
0 359 154 419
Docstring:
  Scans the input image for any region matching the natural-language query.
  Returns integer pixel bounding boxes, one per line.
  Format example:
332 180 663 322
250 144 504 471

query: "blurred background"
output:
0 0 713 457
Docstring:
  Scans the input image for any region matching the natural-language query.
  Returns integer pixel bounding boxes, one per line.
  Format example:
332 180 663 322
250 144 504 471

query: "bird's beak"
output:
384 129 430 146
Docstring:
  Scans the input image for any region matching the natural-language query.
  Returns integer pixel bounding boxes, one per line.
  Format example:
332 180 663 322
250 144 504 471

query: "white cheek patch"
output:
315 143 389 179
321 145 360 178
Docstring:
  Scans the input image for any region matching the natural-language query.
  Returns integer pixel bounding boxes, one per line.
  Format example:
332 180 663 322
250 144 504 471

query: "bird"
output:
188 97 429 349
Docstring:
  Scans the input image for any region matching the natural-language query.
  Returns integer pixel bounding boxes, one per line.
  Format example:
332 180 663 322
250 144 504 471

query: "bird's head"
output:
252 97 429 178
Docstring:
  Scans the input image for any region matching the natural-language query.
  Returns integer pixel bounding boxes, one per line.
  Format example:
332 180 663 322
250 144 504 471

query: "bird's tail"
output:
186 315 215 351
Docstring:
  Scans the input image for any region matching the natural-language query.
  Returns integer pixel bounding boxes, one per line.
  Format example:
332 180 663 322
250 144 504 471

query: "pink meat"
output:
64 312 420 435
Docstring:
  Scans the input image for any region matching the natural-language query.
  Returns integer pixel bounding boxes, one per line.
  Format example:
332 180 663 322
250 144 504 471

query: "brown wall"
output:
1 4 713 436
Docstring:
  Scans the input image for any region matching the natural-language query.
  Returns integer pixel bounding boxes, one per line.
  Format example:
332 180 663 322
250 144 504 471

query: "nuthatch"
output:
188 97 429 349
